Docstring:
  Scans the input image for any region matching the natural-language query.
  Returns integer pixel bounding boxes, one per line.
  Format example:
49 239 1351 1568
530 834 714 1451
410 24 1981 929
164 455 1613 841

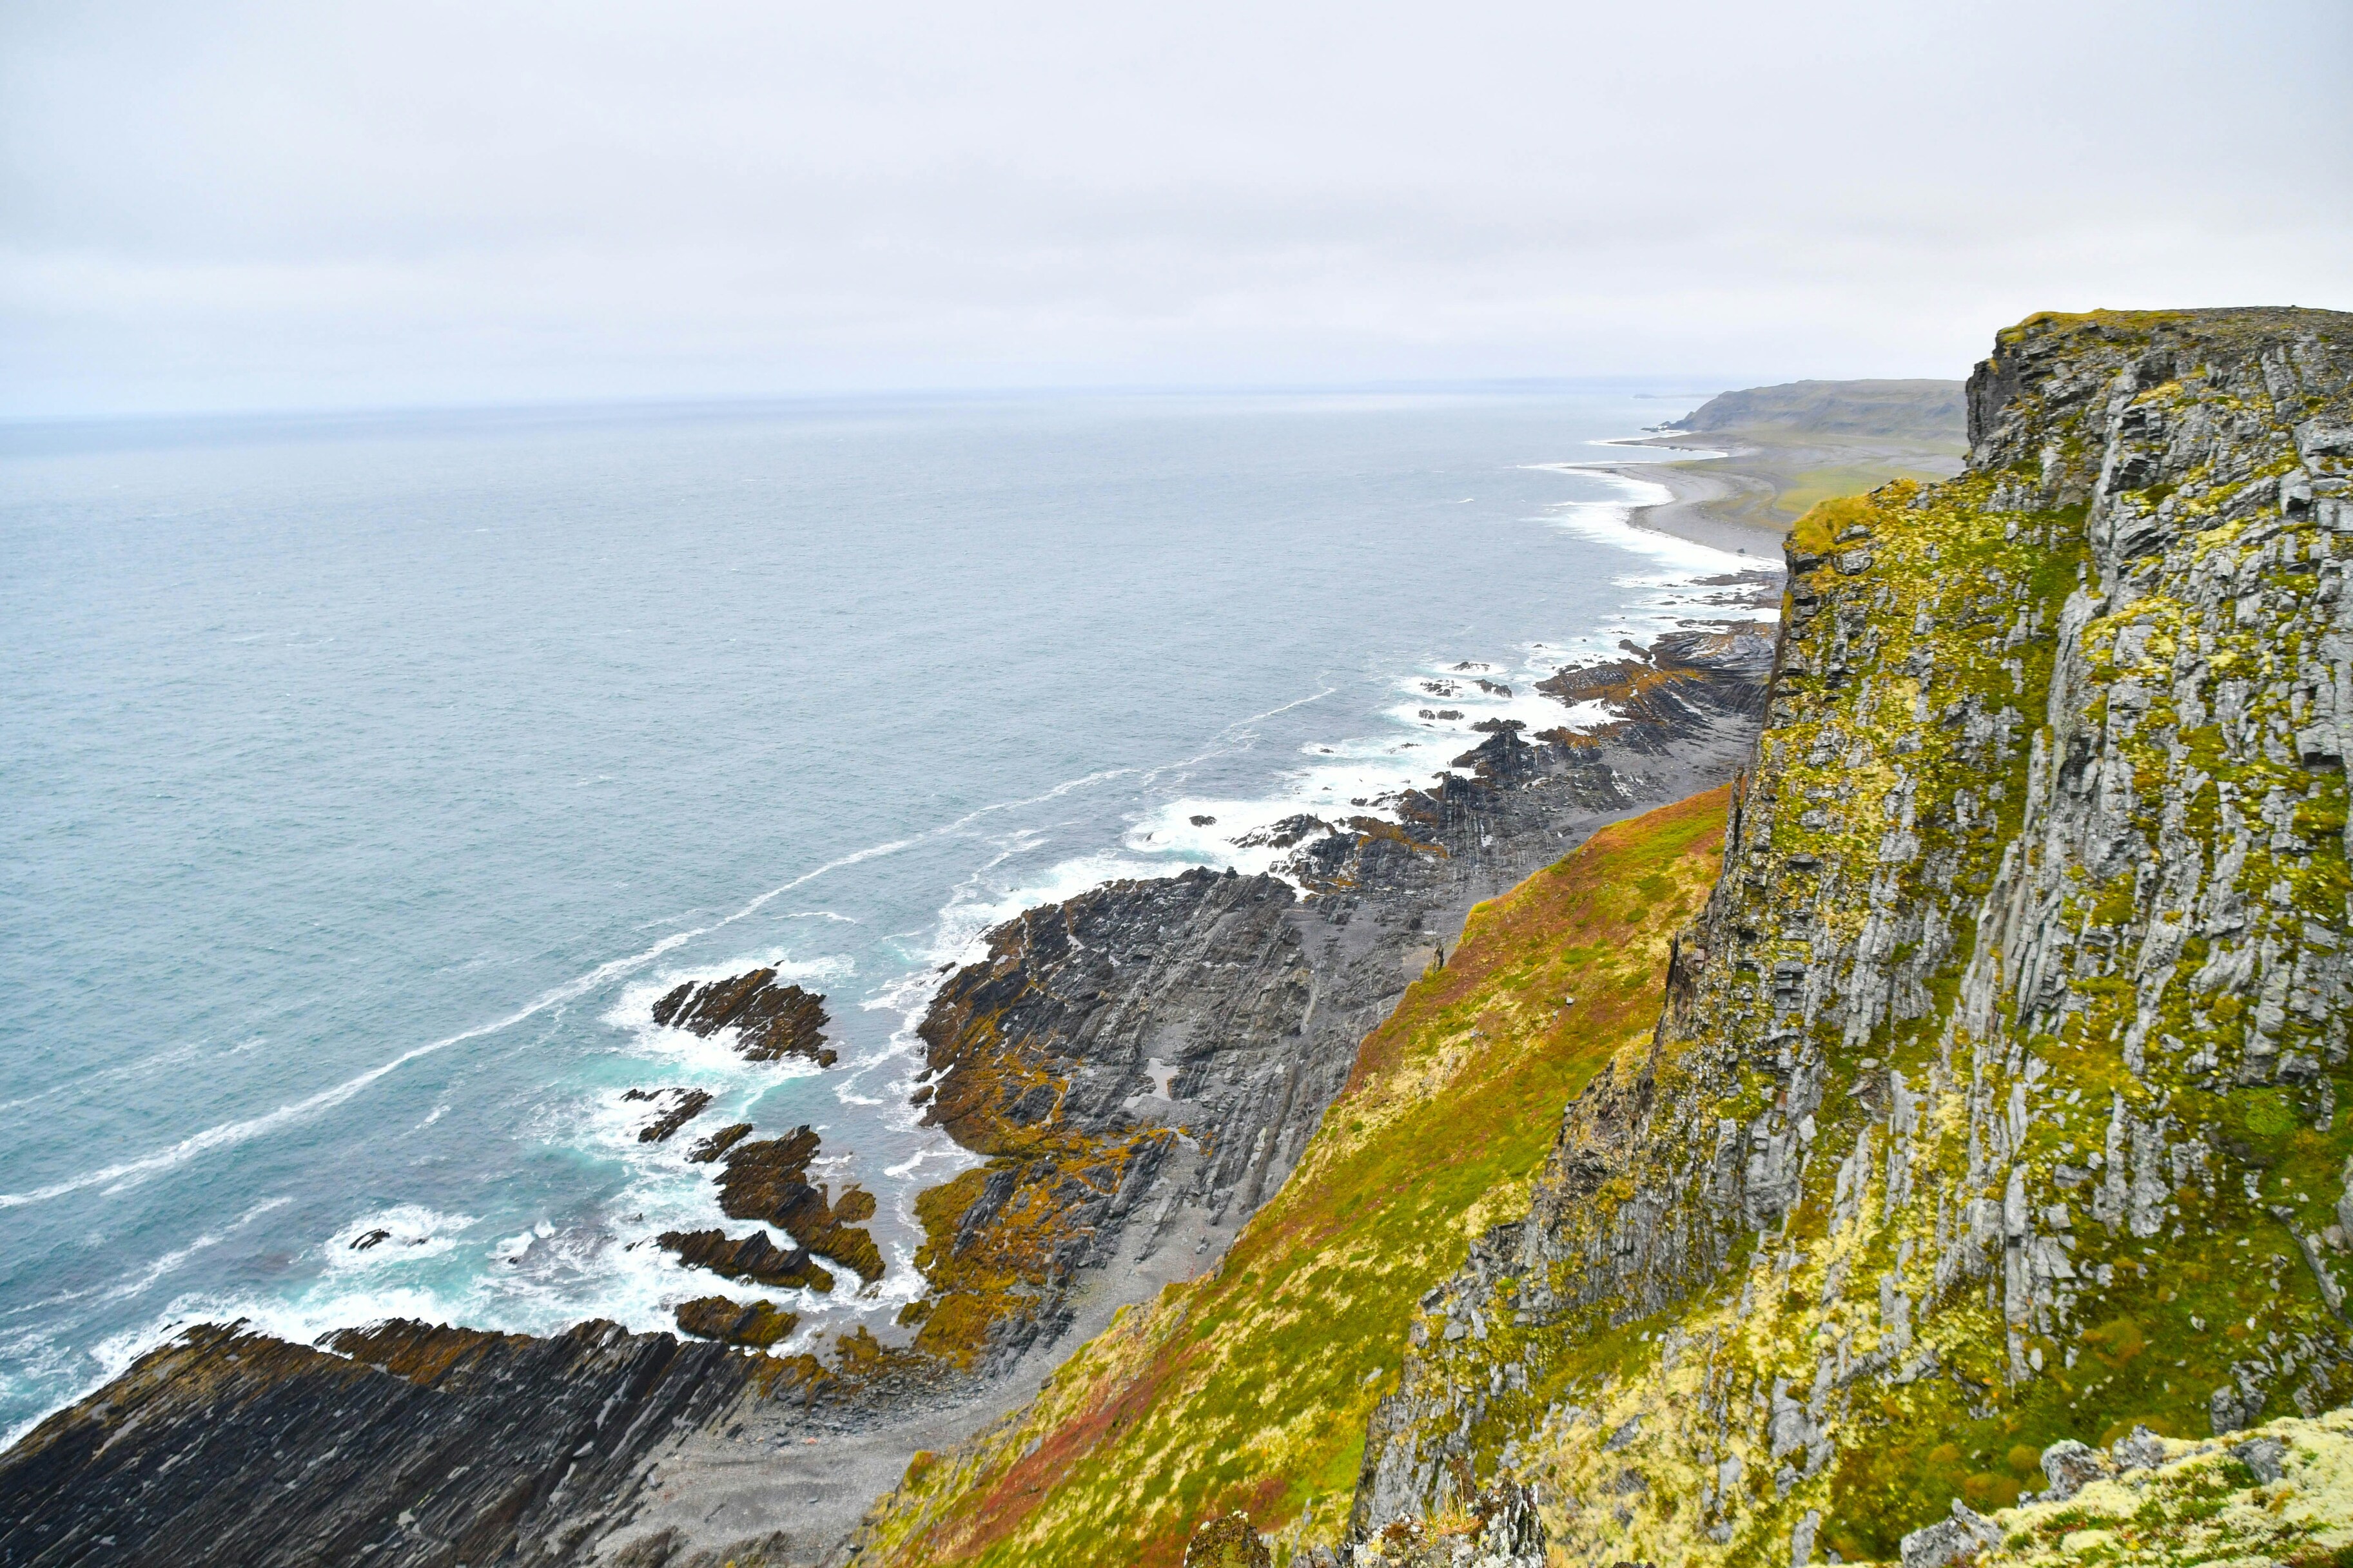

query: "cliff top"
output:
1665 378 1966 440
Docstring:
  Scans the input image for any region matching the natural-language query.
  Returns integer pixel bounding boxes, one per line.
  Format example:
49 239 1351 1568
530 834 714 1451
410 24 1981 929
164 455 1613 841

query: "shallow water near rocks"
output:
0 385 1761 1439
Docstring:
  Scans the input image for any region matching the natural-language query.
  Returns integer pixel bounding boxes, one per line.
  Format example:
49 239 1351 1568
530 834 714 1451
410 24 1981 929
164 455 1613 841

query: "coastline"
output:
0 425 1799 1567
1565 447 1792 559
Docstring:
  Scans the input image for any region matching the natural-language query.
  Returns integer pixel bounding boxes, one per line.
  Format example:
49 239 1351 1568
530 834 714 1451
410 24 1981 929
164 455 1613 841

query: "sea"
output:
0 384 1762 1442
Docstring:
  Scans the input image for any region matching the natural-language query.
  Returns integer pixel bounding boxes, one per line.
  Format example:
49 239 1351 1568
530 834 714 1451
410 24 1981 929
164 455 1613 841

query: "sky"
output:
3 0 2348 416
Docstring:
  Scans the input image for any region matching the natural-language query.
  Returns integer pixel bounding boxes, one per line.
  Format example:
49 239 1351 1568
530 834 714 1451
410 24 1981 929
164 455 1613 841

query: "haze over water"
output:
0 386 1757 1439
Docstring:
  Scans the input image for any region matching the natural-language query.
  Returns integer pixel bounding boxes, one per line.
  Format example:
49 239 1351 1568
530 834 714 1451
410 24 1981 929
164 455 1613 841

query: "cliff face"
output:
1356 308 2353 1563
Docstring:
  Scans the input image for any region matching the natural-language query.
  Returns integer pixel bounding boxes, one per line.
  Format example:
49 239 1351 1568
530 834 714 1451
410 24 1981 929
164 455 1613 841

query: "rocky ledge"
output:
654 969 837 1067
0 1318 799 1568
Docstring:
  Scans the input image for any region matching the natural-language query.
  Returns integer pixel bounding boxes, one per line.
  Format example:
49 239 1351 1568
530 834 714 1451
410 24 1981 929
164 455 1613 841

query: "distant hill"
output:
1665 376 1966 440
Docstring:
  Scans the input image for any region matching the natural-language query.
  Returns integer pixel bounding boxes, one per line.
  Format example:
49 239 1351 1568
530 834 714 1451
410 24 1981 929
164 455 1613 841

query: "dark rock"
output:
652 970 837 1067
351 1228 391 1251
0 1319 774 1568
687 1120 753 1163
629 1087 714 1143
656 1227 835 1292
710 1127 884 1284
673 1295 799 1348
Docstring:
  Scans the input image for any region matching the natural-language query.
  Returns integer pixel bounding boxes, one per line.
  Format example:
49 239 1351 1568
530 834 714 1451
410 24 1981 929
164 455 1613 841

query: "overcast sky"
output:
3 0 2347 416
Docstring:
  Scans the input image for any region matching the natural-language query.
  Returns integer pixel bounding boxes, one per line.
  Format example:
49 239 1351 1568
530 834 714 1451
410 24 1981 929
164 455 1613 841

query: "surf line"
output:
0 768 1148 1212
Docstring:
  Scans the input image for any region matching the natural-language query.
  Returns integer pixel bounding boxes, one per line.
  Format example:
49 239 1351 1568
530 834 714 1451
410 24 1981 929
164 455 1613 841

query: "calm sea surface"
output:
0 386 1753 1439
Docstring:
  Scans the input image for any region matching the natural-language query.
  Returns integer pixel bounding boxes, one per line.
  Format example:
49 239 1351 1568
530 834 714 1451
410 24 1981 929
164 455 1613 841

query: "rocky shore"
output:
0 500 1784 1567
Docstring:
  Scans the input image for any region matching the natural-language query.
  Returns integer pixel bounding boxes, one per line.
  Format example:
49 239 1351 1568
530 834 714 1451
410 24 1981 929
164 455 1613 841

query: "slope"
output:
844 786 1735 1566
1360 306 2353 1565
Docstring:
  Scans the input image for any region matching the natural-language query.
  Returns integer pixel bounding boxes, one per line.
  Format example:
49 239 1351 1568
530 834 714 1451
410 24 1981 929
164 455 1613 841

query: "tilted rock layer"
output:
0 1319 776 1567
1356 308 2353 1563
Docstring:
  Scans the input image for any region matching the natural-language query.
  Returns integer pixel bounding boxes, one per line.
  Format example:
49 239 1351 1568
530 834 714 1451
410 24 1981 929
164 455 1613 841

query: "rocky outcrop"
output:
674 1296 800 1348
1534 621 1777 755
0 1318 783 1567
627 1086 714 1142
654 971 837 1067
658 1226 836 1292
904 866 1316 1366
1352 307 2353 1564
897 595 1775 1375
711 1126 884 1284
688 1120 753 1163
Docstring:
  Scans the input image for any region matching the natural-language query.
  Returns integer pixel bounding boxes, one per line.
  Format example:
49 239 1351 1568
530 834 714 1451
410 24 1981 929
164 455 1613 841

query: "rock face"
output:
899 620 1773 1373
0 1319 774 1567
905 866 1319 1366
1352 308 2353 1563
654 970 837 1067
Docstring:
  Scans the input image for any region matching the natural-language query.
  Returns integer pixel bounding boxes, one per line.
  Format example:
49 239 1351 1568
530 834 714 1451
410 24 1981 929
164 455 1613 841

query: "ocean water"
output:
0 386 1759 1440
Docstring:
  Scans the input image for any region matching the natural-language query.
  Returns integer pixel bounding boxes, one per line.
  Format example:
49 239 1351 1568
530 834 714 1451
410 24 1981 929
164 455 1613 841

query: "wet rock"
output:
710 1126 884 1283
0 1319 771 1568
625 1086 714 1143
656 1227 835 1292
652 970 837 1067
672 1295 799 1348
687 1120 752 1163
2039 1438 2109 1501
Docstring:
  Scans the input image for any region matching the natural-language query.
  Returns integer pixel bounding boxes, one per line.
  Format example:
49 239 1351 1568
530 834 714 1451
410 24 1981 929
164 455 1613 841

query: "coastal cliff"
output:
21 311 2341 1568
1354 306 2353 1563
0 508 1773 1563
845 307 2353 1567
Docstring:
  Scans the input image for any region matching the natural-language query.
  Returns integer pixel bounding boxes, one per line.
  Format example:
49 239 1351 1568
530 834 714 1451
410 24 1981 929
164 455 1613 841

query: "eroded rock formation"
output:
654 970 837 1067
895 588 1775 1376
0 1319 781 1567
1354 307 2353 1564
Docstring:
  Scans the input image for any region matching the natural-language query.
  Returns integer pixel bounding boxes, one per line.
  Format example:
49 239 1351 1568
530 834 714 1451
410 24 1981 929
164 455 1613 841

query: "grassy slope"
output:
850 786 1734 1567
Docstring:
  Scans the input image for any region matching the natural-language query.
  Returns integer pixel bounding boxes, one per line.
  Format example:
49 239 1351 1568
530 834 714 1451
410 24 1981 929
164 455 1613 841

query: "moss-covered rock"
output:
843 788 1735 1565
1356 307 2353 1564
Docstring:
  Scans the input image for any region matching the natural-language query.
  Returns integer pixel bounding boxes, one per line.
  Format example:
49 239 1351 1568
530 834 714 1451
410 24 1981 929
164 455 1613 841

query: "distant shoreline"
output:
1567 445 1791 561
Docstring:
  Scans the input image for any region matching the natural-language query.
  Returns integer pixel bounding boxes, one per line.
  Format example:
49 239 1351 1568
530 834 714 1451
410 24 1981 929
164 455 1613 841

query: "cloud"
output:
3 0 2347 412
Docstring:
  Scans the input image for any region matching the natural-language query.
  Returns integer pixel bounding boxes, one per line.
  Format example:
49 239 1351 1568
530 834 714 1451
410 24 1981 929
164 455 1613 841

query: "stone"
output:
652 970 837 1066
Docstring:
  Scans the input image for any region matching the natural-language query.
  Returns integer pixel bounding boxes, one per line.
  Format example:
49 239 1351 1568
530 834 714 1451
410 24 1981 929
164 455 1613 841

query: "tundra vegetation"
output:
854 307 2353 1567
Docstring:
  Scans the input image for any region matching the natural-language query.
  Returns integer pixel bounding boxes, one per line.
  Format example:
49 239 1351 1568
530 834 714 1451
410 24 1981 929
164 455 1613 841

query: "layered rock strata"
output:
657 1123 884 1291
0 1319 790 1568
655 969 838 1066
897 615 1775 1375
1353 308 2353 1564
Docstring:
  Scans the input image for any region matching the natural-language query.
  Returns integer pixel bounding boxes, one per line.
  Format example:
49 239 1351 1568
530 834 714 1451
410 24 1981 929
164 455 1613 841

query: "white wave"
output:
326 1205 477 1272
0 763 1151 1213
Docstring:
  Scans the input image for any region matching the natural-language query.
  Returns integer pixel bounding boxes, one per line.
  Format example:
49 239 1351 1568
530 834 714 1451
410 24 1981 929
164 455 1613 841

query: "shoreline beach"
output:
1575 449 1792 559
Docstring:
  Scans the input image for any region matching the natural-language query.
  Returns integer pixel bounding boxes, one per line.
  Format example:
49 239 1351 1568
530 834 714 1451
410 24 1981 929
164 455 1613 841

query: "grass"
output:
850 786 1735 1567
1772 462 1960 520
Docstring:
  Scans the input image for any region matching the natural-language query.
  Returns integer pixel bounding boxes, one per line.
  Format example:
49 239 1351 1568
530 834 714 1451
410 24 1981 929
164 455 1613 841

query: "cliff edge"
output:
1358 305 2353 1563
